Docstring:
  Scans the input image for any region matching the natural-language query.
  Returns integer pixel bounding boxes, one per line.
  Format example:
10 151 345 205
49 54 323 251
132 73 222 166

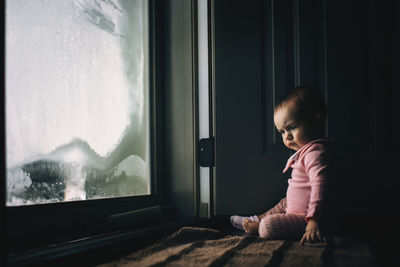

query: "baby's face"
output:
273 104 314 151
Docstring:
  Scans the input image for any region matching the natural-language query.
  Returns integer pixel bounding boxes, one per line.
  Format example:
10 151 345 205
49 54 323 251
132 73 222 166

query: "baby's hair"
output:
274 86 327 123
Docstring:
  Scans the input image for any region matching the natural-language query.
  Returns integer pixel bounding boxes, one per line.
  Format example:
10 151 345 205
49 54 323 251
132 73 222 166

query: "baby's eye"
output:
288 125 297 130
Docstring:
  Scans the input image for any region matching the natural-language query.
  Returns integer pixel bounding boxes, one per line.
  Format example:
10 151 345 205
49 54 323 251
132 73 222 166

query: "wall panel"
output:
213 0 377 216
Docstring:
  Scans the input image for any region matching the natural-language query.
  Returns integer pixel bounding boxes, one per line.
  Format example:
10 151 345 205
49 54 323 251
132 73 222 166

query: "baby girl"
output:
231 87 332 244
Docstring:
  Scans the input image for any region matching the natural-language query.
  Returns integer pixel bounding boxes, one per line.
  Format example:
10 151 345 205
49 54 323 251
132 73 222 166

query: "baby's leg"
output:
258 213 306 240
230 215 259 230
243 218 260 234
258 197 287 220
231 198 287 232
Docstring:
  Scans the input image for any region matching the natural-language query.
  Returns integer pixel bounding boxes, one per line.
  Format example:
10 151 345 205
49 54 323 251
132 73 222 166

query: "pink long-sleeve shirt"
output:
283 139 331 222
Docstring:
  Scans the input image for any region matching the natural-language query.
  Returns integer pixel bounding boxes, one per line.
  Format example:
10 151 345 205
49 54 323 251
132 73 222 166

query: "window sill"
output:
7 216 207 267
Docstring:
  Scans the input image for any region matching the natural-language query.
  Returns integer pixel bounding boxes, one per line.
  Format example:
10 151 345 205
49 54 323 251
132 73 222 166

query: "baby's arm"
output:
303 146 328 223
302 145 330 243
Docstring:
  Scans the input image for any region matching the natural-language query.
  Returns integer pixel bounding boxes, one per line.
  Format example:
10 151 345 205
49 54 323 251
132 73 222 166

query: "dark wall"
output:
213 0 289 216
372 0 399 213
213 0 397 219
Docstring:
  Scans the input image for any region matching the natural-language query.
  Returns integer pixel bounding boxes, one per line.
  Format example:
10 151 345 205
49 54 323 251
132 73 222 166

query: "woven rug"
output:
98 226 374 266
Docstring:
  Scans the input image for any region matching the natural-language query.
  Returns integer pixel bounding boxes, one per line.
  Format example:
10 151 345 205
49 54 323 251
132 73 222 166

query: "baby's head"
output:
273 87 327 150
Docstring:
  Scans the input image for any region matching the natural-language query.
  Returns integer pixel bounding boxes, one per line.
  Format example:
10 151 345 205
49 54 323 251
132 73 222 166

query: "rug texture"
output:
98 226 374 266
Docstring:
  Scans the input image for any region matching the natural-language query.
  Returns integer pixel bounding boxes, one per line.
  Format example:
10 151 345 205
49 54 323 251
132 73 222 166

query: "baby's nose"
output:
286 134 293 140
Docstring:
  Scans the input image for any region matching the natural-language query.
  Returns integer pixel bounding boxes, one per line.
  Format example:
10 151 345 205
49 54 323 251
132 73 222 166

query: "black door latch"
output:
199 137 215 167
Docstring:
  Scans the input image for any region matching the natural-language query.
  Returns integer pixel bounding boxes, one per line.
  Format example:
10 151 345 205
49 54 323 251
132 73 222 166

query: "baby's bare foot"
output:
242 218 260 234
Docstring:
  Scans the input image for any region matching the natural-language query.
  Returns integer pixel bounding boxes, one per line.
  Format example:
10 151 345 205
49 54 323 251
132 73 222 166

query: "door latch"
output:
199 137 215 167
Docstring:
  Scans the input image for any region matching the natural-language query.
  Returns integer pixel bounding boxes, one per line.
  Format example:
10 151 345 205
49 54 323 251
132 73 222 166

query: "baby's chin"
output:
286 143 300 151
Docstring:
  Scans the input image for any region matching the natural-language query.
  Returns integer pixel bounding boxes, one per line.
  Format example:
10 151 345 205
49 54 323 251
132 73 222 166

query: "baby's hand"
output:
242 218 260 234
300 219 323 245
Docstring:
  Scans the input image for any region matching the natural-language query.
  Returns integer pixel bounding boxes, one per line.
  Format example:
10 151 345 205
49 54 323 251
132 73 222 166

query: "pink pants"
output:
258 198 307 240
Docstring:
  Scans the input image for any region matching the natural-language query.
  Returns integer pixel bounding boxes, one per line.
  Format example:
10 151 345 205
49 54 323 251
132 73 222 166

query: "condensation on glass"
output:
6 0 150 206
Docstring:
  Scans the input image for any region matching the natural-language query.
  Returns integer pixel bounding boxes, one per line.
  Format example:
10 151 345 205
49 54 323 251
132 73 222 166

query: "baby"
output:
231 87 332 244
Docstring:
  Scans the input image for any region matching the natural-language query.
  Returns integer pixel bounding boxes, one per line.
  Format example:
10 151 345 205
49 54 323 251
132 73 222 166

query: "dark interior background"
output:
1 0 399 265
212 0 398 238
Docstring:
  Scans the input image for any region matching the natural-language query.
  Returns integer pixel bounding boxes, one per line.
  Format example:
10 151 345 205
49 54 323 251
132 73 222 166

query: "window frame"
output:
4 0 167 254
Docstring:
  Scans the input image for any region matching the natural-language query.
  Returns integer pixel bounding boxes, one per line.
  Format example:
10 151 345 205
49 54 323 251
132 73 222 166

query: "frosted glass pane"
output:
6 0 150 206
